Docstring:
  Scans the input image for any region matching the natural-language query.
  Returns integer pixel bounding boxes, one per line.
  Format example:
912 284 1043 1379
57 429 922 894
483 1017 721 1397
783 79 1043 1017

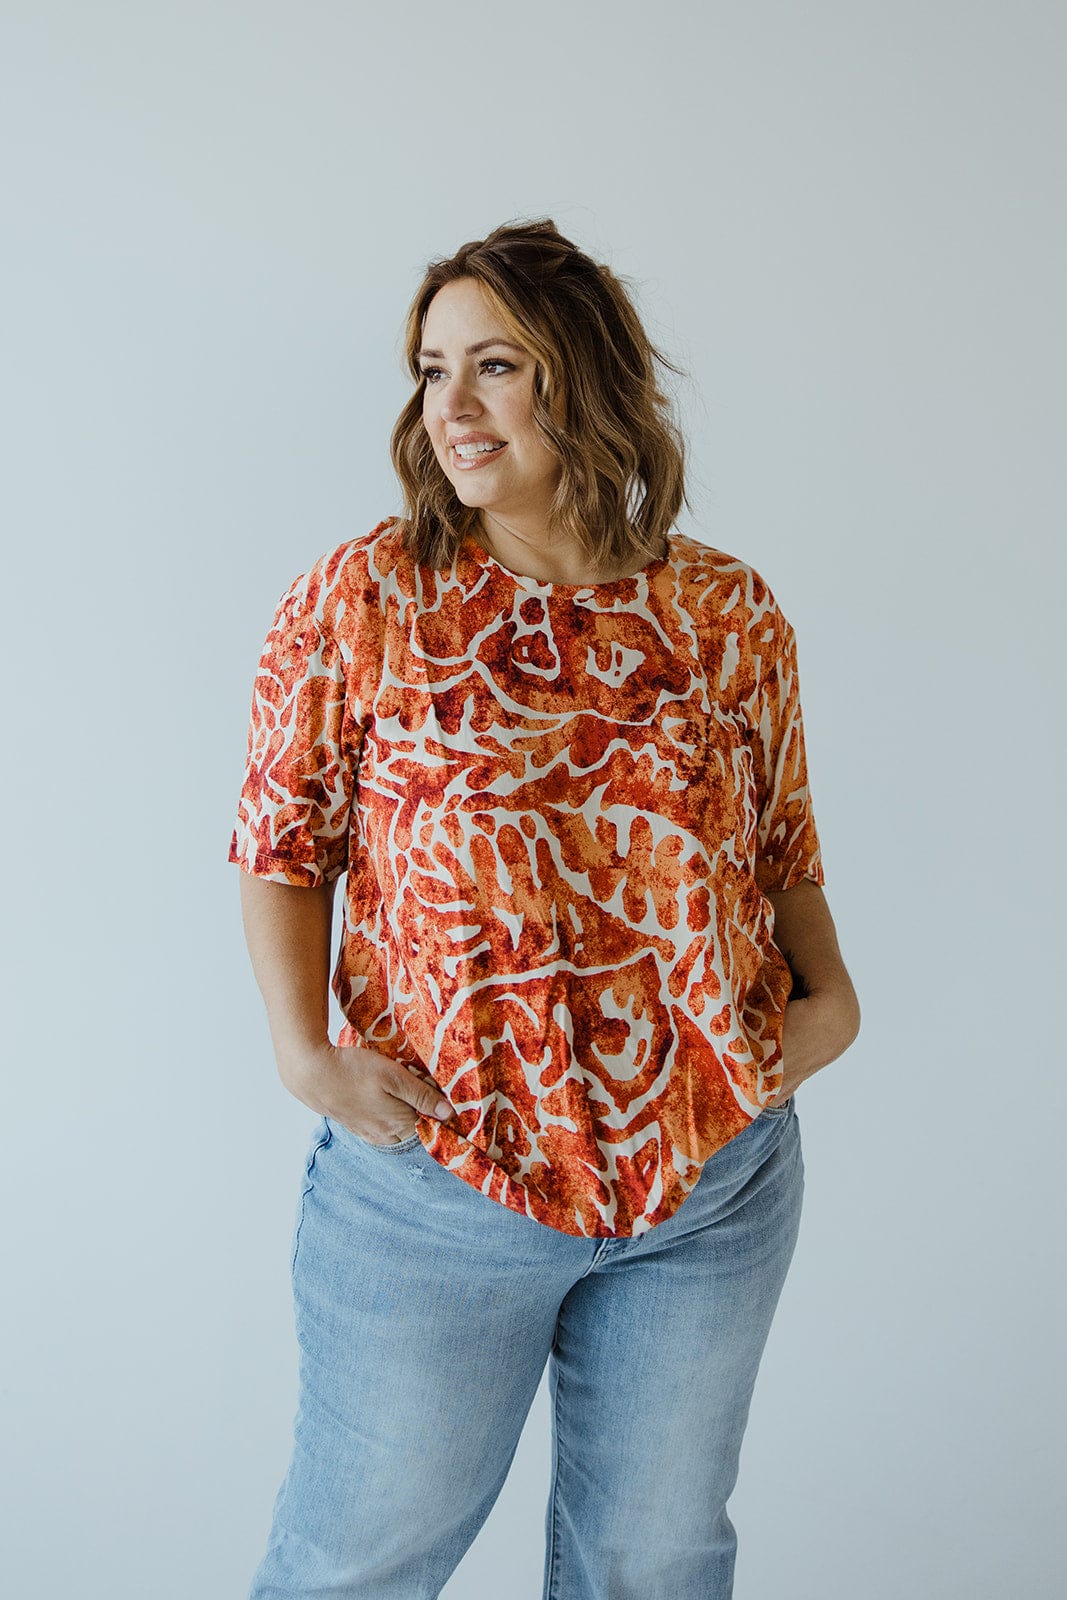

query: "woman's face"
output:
419 277 562 530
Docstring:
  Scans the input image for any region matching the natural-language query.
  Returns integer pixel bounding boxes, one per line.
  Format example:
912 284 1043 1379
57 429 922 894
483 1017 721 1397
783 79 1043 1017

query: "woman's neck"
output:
476 516 655 586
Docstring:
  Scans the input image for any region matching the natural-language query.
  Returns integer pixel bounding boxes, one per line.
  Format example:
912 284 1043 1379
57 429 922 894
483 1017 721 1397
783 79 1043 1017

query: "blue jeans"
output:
247 1098 804 1600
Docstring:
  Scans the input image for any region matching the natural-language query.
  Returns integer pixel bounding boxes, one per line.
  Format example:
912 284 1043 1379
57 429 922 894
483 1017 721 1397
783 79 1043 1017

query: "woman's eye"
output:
419 358 515 384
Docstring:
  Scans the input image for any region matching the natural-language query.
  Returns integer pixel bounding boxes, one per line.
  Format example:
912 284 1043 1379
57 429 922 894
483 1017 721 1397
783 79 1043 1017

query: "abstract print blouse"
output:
229 517 824 1238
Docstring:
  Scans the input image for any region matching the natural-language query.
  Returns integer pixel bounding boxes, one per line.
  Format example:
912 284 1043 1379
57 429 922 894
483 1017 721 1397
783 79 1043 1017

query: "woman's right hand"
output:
285 1041 454 1145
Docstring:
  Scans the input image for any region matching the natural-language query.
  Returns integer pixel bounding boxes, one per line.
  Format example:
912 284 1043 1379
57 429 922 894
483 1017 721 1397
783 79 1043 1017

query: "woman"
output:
230 218 860 1599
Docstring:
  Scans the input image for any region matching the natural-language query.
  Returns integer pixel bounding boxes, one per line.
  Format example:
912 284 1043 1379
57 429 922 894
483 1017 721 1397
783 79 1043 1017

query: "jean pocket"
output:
358 1129 423 1154
291 1118 332 1276
760 1097 794 1117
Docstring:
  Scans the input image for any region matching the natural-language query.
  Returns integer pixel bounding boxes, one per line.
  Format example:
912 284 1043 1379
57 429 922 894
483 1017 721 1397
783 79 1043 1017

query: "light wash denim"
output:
246 1096 803 1600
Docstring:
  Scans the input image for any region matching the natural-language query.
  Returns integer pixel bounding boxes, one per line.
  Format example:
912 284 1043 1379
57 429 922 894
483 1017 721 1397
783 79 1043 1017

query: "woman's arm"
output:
237 872 454 1137
238 872 338 1092
763 879 861 1104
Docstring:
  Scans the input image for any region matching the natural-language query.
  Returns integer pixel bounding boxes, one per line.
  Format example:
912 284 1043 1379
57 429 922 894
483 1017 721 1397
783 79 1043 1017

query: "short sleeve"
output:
228 582 355 888
750 604 825 894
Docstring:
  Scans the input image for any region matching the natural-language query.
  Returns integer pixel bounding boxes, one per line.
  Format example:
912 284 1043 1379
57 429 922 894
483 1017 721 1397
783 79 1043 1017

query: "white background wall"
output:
3 3 1064 1596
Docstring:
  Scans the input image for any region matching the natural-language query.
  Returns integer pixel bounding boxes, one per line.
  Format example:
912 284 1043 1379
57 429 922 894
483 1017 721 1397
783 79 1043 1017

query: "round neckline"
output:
462 531 673 595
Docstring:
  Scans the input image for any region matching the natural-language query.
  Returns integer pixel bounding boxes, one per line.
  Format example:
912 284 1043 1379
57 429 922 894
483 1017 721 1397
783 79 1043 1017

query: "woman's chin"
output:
449 479 500 510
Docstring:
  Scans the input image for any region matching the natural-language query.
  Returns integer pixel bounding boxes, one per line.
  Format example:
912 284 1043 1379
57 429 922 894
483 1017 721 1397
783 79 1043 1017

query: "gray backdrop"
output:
3 2 1064 1596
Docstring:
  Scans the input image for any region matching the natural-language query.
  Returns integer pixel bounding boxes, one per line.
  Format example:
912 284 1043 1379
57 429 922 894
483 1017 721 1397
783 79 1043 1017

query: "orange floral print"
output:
230 518 824 1237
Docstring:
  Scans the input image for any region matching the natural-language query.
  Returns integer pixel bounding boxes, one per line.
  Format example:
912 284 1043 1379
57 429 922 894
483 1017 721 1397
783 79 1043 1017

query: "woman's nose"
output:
439 380 481 422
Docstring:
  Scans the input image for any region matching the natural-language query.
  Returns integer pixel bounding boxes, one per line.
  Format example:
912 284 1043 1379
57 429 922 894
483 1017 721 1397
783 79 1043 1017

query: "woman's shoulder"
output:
270 518 404 635
669 529 785 623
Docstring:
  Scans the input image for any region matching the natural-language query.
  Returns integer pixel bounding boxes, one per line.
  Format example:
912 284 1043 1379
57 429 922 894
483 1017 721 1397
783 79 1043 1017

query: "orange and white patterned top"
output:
230 516 824 1237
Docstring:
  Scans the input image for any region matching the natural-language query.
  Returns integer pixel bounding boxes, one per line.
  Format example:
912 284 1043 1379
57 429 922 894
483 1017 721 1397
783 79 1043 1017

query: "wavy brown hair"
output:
390 218 689 572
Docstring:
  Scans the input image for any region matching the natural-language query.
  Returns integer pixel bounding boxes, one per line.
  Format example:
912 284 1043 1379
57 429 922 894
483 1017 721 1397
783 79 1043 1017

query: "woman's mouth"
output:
451 440 507 470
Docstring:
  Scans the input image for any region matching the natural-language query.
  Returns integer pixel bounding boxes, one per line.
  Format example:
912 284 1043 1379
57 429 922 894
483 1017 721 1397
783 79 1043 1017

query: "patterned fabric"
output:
230 517 824 1237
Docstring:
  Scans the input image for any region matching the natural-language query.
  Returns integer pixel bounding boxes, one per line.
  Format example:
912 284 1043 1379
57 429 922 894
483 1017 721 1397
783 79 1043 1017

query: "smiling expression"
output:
419 278 562 529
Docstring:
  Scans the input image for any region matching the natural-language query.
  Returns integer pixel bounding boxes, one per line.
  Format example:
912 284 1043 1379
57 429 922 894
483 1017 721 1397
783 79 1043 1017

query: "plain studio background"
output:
2 3 1064 1596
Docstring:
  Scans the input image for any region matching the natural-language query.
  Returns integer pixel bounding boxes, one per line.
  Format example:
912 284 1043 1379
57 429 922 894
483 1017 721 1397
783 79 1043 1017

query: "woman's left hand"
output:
765 992 862 1108
761 882 862 1109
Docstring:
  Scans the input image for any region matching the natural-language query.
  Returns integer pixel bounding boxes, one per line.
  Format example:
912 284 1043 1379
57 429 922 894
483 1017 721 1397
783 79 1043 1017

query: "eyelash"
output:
419 358 515 385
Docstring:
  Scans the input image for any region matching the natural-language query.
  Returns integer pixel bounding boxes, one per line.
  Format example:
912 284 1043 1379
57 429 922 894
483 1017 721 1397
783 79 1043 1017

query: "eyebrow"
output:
417 338 526 360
